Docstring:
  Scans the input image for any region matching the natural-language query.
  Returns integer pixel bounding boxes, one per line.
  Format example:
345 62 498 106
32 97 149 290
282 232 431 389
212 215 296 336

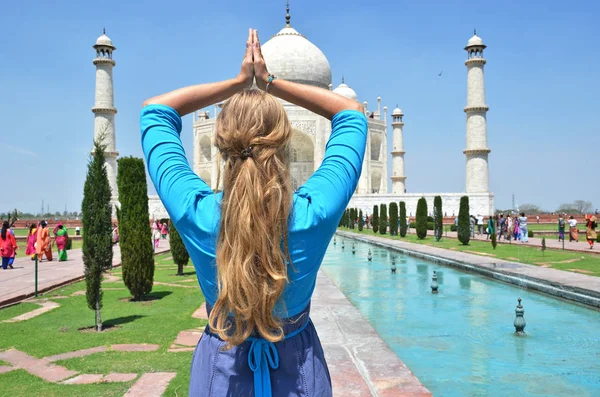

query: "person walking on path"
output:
568 216 578 242
152 226 161 250
140 29 366 397
486 216 495 240
1 221 18 269
476 214 484 236
586 215 597 249
25 223 37 260
498 214 506 240
36 221 52 262
53 224 69 261
507 215 514 241
558 215 566 242
161 222 169 239
469 215 476 238
518 213 529 243
513 216 521 241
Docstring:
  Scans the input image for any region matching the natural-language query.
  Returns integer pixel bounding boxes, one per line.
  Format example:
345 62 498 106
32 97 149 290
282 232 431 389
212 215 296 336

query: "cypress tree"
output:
81 139 113 331
351 208 356 229
170 224 189 276
379 204 388 235
399 201 407 237
358 209 364 231
434 196 443 242
416 197 428 239
389 202 398 236
117 157 155 301
458 196 471 245
373 205 379 233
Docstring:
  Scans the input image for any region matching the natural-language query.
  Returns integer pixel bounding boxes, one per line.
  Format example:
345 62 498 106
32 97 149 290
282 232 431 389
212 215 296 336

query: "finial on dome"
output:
474 28 476 35
342 75 345 84
286 1 291 26
103 27 106 34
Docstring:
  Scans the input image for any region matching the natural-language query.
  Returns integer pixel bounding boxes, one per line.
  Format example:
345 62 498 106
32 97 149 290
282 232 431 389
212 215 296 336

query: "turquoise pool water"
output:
321 238 600 396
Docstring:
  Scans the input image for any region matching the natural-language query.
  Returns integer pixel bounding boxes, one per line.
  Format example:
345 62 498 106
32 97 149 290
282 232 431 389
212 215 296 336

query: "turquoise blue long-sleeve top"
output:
141 104 367 318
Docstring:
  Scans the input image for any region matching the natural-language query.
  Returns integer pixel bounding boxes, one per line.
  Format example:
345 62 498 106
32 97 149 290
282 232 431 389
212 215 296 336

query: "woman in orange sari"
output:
25 224 38 260
36 221 52 262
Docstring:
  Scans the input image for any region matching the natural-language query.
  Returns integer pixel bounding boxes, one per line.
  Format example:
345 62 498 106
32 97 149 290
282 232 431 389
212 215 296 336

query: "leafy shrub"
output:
358 210 364 231
450 224 457 232
434 196 443 242
117 157 155 301
373 205 379 234
170 224 189 276
458 196 471 245
399 202 407 237
528 229 534 238
389 202 398 236
416 198 428 239
379 204 388 235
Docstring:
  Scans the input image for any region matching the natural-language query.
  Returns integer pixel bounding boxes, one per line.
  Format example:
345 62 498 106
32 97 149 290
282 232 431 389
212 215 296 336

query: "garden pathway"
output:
0 242 171 307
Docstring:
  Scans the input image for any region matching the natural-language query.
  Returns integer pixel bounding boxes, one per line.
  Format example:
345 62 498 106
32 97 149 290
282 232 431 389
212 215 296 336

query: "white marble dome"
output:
261 26 332 89
466 34 484 47
95 33 114 48
333 82 358 101
392 107 403 116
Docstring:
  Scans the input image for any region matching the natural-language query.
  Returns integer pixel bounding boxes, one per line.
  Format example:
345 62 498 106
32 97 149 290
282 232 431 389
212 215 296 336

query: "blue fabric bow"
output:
246 319 311 397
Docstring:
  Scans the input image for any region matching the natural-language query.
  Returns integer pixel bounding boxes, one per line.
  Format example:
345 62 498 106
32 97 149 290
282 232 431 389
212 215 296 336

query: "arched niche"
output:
200 135 212 162
371 169 381 193
290 129 314 191
371 133 382 161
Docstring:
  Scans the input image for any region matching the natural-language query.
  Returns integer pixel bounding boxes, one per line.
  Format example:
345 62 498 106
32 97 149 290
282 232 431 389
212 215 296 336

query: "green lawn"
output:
12 229 84 237
341 228 600 277
0 253 203 397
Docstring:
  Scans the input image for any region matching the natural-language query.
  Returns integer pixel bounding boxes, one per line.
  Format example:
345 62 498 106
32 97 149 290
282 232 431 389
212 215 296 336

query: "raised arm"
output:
142 29 256 116
251 30 364 119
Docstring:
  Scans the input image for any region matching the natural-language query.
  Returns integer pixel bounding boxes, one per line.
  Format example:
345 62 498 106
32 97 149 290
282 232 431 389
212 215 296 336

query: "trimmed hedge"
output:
389 202 398 236
458 196 471 245
358 210 364 231
117 157 155 301
379 204 387 235
373 205 379 233
170 224 189 276
434 196 443 242
416 198 428 239
399 202 407 237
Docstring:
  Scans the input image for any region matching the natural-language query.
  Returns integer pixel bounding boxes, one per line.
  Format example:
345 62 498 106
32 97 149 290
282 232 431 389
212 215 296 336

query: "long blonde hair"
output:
211 89 293 347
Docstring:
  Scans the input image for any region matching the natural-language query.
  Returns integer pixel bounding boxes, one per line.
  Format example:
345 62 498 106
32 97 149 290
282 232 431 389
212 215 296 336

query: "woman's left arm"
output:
142 29 255 116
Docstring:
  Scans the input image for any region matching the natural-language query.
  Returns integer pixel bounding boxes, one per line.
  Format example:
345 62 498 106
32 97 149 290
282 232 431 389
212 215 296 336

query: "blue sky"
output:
0 0 598 214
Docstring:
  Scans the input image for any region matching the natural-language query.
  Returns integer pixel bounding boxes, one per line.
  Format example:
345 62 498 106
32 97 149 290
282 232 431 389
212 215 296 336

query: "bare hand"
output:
252 30 269 90
237 28 255 88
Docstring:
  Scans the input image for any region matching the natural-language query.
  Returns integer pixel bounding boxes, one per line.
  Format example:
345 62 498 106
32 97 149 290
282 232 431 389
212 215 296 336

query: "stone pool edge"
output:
336 230 600 309
313 271 432 397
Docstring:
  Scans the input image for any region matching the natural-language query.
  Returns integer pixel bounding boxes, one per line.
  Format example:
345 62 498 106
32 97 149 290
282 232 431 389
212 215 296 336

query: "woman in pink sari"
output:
54 224 69 261
25 224 37 260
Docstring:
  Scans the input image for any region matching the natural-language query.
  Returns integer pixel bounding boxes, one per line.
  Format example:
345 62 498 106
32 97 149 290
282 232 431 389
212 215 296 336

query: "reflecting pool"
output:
321 238 600 396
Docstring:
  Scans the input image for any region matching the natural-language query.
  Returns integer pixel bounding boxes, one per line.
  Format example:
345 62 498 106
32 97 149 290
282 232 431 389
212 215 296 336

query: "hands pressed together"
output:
238 29 270 91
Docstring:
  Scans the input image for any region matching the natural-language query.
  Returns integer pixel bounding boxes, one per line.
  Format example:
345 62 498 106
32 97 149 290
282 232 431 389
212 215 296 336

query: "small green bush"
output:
389 202 398 236
450 224 457 232
528 229 534 238
416 198 428 240
491 230 497 250
379 204 388 235
458 196 470 245
170 224 189 276
373 205 379 234
399 202 407 237
358 210 364 231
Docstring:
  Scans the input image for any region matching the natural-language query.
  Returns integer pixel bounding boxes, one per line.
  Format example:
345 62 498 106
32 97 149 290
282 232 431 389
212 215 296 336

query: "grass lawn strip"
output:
0 255 206 396
342 228 600 277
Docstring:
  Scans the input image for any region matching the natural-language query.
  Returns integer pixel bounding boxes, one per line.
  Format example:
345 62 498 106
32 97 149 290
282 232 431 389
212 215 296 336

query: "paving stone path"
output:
0 343 171 394
1 300 60 323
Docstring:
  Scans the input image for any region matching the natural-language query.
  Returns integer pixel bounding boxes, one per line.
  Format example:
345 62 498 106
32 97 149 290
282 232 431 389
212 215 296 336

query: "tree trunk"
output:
177 263 184 276
95 297 103 332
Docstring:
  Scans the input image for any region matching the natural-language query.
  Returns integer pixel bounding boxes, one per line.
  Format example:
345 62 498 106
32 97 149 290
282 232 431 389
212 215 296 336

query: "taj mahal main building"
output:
92 8 494 219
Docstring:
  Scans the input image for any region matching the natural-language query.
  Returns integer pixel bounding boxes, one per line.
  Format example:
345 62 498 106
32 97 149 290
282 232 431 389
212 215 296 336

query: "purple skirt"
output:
189 302 332 397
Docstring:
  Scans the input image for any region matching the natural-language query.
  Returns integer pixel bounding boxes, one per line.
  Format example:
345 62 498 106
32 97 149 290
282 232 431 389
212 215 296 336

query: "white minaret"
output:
92 29 119 203
391 106 406 194
464 30 490 193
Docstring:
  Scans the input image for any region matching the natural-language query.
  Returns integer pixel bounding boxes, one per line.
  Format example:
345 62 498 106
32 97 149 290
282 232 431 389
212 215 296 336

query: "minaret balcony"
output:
92 106 117 114
93 58 116 66
391 176 407 181
92 150 119 157
465 58 486 66
391 150 406 155
463 148 491 155
463 105 489 113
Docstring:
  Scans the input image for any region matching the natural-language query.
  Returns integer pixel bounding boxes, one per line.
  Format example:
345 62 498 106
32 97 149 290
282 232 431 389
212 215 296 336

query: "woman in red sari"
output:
25 224 37 260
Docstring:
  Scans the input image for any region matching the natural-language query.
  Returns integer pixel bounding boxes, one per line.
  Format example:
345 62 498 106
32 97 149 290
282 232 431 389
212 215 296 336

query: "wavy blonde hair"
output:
211 89 293 348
